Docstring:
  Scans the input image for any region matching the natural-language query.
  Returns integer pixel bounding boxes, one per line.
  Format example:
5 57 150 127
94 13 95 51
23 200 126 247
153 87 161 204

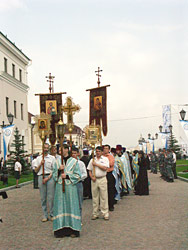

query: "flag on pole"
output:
3 125 14 160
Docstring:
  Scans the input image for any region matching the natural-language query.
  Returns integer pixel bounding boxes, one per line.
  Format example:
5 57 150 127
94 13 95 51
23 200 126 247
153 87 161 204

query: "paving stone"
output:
0 173 188 250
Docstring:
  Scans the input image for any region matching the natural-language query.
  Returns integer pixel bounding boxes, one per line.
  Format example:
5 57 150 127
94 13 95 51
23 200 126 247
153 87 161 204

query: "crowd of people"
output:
150 148 177 182
0 145 178 230
31 143 152 238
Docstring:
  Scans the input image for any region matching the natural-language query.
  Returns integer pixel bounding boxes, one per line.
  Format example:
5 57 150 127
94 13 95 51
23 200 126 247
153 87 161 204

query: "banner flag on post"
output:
86 67 110 137
158 132 170 149
179 120 188 141
162 105 171 132
3 125 15 160
35 92 66 145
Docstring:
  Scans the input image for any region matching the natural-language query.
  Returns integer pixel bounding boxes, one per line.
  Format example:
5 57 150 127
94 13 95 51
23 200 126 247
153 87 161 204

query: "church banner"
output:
36 93 63 145
3 125 14 160
89 86 108 136
162 105 171 132
158 132 170 149
180 120 188 141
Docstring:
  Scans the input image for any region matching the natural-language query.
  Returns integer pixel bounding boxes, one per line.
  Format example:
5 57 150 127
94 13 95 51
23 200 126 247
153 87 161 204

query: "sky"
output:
1 0 188 149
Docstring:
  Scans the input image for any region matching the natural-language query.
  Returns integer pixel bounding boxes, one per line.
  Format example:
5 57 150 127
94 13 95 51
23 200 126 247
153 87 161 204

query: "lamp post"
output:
31 117 36 155
148 133 158 152
180 109 186 121
158 124 173 149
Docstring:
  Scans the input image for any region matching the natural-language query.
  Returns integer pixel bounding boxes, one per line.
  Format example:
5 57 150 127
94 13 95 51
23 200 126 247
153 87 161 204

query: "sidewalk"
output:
0 173 188 250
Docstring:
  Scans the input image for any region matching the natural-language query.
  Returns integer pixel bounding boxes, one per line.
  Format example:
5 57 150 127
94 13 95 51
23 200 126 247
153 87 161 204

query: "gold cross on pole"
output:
95 67 103 87
62 96 80 125
46 73 55 93
62 97 80 152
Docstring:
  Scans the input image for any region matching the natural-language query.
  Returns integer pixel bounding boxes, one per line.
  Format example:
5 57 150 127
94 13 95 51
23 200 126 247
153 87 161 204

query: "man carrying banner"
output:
35 143 55 222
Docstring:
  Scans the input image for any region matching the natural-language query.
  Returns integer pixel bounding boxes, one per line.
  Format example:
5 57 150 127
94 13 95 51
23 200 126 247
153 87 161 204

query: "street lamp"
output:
31 117 36 155
180 109 186 121
158 124 173 149
0 113 14 128
7 113 14 125
148 133 158 152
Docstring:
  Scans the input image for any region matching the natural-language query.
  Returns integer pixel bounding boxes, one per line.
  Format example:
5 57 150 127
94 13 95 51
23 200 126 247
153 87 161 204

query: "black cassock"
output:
80 155 92 198
135 158 149 196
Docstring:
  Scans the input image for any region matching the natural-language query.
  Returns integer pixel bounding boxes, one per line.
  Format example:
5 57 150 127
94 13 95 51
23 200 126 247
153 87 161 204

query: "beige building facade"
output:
0 32 31 158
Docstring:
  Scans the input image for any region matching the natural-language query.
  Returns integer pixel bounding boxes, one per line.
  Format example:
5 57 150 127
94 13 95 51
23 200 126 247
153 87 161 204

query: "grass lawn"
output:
176 159 188 179
0 172 33 189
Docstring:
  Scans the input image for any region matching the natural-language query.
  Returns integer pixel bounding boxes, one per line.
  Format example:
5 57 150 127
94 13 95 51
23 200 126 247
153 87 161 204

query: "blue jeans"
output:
76 182 83 219
38 175 55 219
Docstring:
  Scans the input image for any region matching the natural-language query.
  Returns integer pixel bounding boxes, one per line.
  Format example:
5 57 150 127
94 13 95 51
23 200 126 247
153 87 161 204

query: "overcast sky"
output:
1 0 188 148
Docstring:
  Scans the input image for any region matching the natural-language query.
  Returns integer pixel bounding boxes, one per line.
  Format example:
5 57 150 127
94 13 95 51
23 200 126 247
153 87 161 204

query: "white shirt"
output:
36 154 55 175
172 152 177 163
87 155 109 178
78 160 87 181
14 161 22 171
32 158 38 170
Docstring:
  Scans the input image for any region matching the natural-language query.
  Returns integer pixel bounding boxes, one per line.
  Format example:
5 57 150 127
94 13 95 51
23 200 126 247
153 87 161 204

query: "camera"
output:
0 191 8 199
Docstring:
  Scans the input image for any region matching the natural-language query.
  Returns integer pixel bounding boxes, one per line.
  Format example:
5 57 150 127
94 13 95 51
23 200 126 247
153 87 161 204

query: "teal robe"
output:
52 157 82 233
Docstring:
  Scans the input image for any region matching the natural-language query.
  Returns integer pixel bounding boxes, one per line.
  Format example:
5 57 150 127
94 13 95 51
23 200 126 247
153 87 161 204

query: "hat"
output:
116 145 122 151
122 147 126 153
111 148 116 154
83 149 89 155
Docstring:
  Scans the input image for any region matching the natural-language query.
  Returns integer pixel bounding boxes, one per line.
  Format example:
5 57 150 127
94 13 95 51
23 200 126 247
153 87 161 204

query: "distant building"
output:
0 31 31 157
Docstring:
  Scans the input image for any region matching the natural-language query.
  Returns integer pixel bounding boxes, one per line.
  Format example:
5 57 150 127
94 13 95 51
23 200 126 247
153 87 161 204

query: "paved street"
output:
0 173 188 250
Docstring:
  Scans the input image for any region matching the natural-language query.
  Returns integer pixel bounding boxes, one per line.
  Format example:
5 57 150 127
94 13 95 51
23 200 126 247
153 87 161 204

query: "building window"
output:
4 58 7 73
19 69 22 82
6 97 9 116
12 64 15 77
21 103 23 120
14 100 17 118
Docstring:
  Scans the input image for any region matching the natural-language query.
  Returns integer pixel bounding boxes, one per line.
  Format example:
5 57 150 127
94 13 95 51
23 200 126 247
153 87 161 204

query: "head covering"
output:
116 144 122 151
83 149 89 155
111 148 116 154
122 147 126 153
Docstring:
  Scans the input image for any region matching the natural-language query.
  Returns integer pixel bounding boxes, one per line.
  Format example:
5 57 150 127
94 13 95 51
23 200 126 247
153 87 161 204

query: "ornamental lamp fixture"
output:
57 119 65 140
7 113 14 125
180 109 186 121
155 133 158 139
169 124 173 133
148 133 151 139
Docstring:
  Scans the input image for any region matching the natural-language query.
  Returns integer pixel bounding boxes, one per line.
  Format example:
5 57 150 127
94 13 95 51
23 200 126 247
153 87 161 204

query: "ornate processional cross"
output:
62 97 80 126
95 67 103 87
46 73 55 93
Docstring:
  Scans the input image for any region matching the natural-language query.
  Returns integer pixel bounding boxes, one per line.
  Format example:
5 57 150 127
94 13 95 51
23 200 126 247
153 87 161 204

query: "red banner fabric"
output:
89 86 107 136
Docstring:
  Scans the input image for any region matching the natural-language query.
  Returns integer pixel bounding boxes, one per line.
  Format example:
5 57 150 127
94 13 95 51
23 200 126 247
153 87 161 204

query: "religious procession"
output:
24 69 155 239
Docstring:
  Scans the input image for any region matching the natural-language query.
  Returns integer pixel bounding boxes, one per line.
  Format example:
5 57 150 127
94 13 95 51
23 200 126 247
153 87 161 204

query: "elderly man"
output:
87 146 110 220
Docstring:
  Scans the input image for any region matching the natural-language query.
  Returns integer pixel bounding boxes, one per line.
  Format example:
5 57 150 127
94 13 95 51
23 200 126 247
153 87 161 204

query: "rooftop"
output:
0 31 31 61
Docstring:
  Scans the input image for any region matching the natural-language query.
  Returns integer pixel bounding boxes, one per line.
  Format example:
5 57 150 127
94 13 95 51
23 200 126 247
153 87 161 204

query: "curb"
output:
177 176 188 183
0 180 33 192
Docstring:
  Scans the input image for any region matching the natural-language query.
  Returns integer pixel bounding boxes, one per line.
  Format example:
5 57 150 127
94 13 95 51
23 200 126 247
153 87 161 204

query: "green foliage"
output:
7 127 30 175
168 132 181 159
0 173 33 189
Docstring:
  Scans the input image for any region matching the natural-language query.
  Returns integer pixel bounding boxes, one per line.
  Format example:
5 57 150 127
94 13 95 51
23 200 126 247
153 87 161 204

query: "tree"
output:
168 132 181 159
8 127 30 175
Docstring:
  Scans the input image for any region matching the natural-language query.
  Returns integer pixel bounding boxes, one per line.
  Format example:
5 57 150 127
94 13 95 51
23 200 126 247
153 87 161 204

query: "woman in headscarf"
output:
135 151 149 196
